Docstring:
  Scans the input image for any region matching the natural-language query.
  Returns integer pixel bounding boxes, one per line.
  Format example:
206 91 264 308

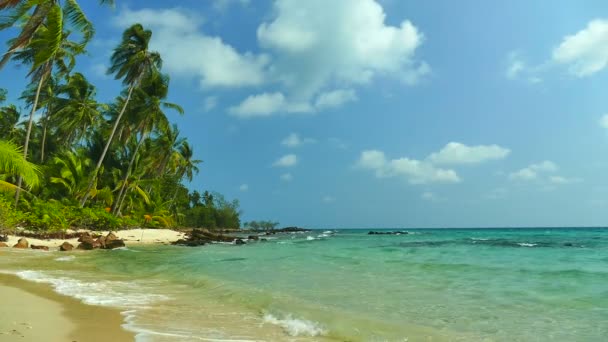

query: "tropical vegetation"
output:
0 1 241 232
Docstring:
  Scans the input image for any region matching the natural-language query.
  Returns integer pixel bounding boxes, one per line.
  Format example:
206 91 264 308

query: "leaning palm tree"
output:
112 72 183 214
0 0 110 69
0 140 39 193
80 24 162 207
11 26 84 205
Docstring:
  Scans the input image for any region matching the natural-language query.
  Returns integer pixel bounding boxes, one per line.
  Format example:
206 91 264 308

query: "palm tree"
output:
0 104 21 139
0 140 39 193
0 0 110 69
11 26 84 206
51 72 106 147
112 72 183 214
80 23 162 207
48 148 93 201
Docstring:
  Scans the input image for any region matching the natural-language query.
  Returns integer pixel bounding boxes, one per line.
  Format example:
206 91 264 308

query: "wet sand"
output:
0 274 134 342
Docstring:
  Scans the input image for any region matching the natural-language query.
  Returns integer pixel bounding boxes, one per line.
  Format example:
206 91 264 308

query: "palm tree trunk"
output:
80 85 134 207
14 73 45 207
112 131 147 215
40 107 50 163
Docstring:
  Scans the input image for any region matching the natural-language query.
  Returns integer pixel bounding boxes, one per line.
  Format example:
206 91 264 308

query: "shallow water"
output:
1 228 607 341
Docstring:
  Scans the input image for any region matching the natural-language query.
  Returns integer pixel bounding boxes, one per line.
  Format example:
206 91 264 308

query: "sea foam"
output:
16 270 169 307
263 313 326 337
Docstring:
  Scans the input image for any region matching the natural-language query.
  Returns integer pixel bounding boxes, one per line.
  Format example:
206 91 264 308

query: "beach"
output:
0 274 132 342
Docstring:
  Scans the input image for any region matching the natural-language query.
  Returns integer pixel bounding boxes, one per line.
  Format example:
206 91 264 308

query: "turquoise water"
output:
2 228 608 341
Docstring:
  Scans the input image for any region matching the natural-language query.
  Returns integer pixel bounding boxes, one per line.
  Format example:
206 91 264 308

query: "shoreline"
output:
3 228 187 249
0 274 133 342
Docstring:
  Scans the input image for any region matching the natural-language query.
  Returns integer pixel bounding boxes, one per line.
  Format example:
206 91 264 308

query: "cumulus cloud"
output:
509 161 558 181
314 89 358 110
428 142 510 165
357 150 460 184
114 1 429 116
281 133 316 148
273 154 298 167
228 92 315 118
112 7 269 88
280 172 293 181
239 184 249 191
552 19 608 77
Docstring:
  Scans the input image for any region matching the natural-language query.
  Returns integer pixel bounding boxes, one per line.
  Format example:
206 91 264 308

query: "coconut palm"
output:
51 72 106 147
0 0 110 69
0 140 39 193
112 72 183 214
80 23 162 207
11 27 84 205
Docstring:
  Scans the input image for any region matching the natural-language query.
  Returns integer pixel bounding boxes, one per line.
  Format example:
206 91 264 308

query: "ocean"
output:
1 228 607 341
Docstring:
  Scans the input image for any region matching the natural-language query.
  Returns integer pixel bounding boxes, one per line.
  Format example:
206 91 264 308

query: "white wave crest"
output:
306 236 316 241
54 255 76 262
518 243 537 247
263 313 326 337
16 270 169 307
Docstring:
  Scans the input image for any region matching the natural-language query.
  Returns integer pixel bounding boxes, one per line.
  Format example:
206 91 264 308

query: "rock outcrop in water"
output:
77 232 125 250
0 242 8 247
31 245 49 251
368 231 409 235
60 242 74 251
13 237 29 248
173 229 246 247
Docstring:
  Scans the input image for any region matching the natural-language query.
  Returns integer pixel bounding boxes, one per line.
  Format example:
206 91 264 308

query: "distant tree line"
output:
243 220 280 231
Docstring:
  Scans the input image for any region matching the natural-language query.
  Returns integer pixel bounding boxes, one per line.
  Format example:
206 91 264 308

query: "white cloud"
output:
552 19 608 77
549 176 582 185
280 172 293 181
228 92 314 118
509 161 558 181
421 191 438 201
322 195 336 203
599 114 608 129
252 0 429 109
239 184 249 191
112 7 269 88
204 96 218 112
506 51 525 80
116 1 429 116
357 150 461 184
273 154 298 167
281 133 316 148
428 142 510 165
314 89 357 110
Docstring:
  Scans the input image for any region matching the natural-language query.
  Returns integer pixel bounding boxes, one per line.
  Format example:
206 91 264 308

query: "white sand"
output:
4 228 186 249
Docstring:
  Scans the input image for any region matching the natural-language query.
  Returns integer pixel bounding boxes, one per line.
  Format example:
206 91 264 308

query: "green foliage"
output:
0 9 241 232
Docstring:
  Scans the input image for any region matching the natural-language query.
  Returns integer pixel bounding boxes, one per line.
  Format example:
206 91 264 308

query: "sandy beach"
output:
4 228 187 249
0 274 133 342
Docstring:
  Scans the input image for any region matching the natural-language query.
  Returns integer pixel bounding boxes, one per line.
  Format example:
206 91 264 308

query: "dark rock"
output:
77 235 101 250
77 232 92 242
173 229 241 247
60 242 74 251
564 243 573 247
31 245 49 251
96 235 107 248
234 238 246 245
0 235 7 242
260 238 268 242
0 242 8 247
247 235 259 241
13 238 28 248
103 232 125 249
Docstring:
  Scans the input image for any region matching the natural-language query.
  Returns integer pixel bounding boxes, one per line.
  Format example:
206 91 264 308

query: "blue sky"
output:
3 0 608 228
